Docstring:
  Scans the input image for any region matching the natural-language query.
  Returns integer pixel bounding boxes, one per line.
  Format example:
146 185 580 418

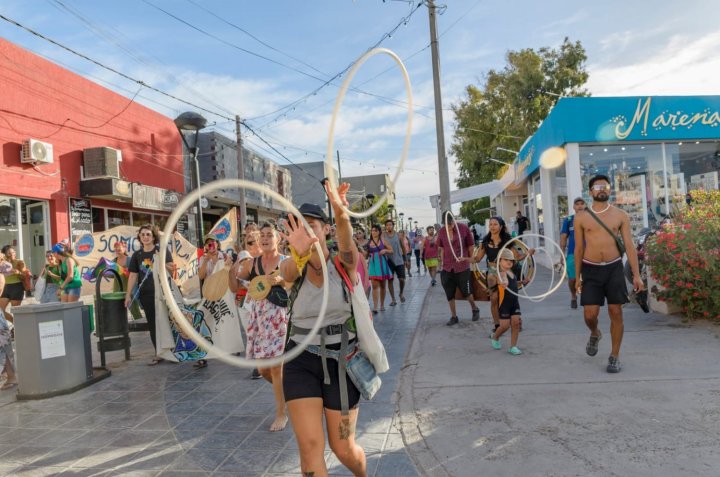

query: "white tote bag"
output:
350 281 389 374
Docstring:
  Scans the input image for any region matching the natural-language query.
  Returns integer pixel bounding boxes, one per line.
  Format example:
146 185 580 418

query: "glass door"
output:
23 201 49 277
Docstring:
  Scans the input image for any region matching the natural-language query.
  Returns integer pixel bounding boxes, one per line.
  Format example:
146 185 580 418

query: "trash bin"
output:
13 301 108 400
95 269 130 365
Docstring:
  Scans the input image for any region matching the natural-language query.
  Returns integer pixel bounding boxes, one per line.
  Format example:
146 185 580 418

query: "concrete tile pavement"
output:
0 270 431 476
398 266 720 477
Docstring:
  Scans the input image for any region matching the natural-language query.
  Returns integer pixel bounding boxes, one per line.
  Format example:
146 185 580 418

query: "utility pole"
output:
235 115 247 229
336 150 342 182
428 0 451 217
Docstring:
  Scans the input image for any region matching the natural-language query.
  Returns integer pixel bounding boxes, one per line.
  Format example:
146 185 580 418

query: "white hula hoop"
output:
326 48 412 218
443 210 463 262
496 234 566 301
159 179 329 369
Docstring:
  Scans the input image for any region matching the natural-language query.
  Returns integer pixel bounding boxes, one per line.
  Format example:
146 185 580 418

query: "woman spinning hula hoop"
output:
470 217 534 333
279 182 369 477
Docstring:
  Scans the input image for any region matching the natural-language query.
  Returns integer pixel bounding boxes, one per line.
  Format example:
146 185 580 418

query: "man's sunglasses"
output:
591 184 611 191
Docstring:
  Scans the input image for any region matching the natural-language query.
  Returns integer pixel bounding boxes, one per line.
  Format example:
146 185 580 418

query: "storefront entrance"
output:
0 195 50 276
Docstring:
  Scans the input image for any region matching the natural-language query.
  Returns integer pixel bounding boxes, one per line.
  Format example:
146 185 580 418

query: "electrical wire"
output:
244 2 424 122
0 13 235 122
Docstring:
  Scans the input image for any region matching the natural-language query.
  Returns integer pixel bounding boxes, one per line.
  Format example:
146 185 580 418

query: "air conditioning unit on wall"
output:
83 147 122 179
21 139 54 164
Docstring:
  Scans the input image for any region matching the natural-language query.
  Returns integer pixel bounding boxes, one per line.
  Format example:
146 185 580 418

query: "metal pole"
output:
336 150 342 182
428 0 451 215
193 144 204 246
236 115 247 228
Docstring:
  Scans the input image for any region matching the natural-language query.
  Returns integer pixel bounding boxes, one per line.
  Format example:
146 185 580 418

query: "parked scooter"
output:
624 216 671 313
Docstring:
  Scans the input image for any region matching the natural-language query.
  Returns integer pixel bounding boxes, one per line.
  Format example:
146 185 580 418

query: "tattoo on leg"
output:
339 418 354 440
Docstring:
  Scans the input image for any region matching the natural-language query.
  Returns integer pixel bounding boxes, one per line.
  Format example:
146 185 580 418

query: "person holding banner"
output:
112 241 142 320
125 225 176 366
235 222 289 431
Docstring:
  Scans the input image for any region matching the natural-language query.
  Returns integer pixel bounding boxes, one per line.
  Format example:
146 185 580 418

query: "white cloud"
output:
587 31 720 96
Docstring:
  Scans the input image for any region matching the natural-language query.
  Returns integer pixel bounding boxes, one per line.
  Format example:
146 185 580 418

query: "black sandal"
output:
193 359 208 369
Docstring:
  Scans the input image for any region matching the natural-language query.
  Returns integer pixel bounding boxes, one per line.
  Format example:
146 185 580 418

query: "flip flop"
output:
390 301 397 306
147 357 164 366
193 360 208 369
380 307 386 311
400 296 406 303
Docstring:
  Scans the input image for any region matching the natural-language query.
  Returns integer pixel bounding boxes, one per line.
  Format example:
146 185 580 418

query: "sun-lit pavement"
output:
0 274 428 476
397 266 720 477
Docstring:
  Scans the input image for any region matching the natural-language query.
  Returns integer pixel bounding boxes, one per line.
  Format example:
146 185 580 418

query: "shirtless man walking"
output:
574 175 644 373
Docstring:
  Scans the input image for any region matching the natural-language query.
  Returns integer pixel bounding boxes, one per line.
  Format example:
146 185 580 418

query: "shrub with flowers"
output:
646 189 720 321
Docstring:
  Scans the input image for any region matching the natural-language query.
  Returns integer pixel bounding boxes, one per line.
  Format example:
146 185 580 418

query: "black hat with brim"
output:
297 203 328 223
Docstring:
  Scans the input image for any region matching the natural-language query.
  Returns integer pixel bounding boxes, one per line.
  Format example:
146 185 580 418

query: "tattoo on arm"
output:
339 250 354 263
339 418 354 440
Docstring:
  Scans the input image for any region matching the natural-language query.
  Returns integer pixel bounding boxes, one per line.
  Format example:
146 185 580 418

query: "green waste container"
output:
98 292 128 336
87 303 95 333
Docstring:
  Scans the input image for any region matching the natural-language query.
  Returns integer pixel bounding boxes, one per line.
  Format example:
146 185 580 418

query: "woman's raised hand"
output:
325 181 350 216
279 214 318 257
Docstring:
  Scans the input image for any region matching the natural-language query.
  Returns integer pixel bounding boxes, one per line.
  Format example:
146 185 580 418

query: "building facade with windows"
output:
491 95 720 264
0 38 183 275
196 131 292 228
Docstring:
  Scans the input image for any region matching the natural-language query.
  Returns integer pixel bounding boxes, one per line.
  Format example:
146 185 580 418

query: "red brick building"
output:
0 38 183 275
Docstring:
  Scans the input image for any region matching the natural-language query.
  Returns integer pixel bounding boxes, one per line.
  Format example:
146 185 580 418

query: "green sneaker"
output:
491 339 501 350
508 346 522 355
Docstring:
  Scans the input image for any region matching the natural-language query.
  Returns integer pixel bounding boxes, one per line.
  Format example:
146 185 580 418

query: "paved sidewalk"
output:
398 267 720 477
0 273 429 476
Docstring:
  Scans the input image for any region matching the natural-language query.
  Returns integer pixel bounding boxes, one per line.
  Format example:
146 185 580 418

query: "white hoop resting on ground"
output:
159 179 329 369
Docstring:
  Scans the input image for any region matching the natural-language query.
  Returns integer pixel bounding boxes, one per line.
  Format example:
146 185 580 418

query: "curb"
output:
396 284 452 477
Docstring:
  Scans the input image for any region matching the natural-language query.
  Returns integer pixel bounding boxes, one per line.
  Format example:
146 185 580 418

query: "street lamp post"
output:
175 111 208 247
399 212 405 231
407 217 413 232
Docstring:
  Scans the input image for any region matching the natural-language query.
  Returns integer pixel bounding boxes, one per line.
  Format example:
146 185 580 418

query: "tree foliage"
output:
451 38 590 224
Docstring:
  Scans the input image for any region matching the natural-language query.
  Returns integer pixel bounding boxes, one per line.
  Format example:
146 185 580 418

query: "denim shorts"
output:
62 287 81 297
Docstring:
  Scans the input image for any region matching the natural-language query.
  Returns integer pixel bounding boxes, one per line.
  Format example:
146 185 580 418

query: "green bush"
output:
646 189 720 321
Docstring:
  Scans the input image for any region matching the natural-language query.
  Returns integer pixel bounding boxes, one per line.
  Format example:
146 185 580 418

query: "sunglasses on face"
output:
591 184 611 191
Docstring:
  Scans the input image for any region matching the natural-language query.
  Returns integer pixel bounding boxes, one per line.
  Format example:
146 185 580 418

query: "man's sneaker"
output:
586 332 602 357
508 346 522 355
491 339 501 350
607 355 622 373
431 279 437 286
471 308 480 322
446 316 459 326
251 368 261 380
571 299 578 309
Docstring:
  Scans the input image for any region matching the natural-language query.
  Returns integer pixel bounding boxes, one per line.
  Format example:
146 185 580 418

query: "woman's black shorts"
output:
1 282 25 301
580 260 629 306
283 340 361 411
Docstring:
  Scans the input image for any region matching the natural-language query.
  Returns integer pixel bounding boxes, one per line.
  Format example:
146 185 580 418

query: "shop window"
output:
154 214 169 231
132 212 152 227
579 144 664 234
107 209 131 227
92 207 106 232
0 196 18 250
666 141 720 201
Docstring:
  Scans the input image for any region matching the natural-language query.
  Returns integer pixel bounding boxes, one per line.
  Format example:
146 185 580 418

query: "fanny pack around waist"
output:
291 319 381 411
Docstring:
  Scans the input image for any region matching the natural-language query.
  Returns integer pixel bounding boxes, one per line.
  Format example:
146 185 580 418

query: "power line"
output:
185 0 329 78
245 2 424 122
0 12 234 122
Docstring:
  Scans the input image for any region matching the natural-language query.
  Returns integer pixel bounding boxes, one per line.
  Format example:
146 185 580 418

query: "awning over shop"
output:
429 166 516 208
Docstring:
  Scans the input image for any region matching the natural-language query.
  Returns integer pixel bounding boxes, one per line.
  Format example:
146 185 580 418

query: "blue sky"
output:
2 0 720 226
